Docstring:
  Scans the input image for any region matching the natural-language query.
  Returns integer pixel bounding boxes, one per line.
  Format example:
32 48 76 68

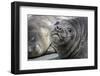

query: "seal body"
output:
28 15 52 58
28 15 63 59
50 17 88 59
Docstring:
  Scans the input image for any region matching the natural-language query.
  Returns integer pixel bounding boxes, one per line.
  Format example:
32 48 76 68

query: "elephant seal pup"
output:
28 15 63 59
28 15 52 59
50 17 88 59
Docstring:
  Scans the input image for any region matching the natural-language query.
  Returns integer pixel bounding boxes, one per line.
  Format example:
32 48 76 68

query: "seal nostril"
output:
56 26 62 32
59 27 61 30
56 26 59 29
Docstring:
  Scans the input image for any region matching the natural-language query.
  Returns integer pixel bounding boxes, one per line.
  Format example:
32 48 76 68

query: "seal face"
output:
50 17 88 59
51 20 75 46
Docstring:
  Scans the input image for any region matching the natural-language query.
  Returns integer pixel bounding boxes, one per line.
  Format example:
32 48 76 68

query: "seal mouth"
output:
51 32 67 44
51 32 62 40
52 34 59 38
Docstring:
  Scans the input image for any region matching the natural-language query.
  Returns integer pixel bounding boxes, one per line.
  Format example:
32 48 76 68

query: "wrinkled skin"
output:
50 17 88 59
51 20 75 46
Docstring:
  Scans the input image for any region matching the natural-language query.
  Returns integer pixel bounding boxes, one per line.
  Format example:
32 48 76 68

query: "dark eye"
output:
68 28 72 32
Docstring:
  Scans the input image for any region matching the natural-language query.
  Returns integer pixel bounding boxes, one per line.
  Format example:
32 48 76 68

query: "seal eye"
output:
68 28 72 32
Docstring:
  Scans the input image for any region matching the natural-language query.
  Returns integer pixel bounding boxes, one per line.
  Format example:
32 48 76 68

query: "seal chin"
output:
51 34 70 46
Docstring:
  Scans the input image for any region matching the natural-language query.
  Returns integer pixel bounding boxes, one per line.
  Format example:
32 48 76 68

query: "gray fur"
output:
50 17 88 59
